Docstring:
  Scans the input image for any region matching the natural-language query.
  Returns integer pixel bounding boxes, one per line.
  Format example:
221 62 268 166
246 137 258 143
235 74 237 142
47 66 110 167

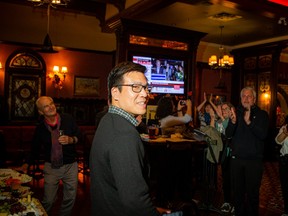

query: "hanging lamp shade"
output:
35 2 59 53
38 33 58 53
208 26 234 69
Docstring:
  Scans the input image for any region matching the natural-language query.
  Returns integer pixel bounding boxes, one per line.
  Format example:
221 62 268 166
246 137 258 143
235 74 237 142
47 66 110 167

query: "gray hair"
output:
35 96 53 110
240 86 256 98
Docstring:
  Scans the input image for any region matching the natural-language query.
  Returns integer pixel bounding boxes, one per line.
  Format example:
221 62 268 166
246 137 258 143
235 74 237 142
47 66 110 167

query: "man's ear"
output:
111 87 120 101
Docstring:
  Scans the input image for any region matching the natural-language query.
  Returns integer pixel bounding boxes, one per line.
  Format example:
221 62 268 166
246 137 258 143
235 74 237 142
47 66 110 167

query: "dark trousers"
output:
279 155 288 213
231 157 263 216
221 155 232 203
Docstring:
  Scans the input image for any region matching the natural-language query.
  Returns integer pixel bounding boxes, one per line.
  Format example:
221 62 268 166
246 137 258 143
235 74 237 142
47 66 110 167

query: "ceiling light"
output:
208 26 234 70
28 0 69 7
28 0 70 52
29 0 65 53
208 12 242 22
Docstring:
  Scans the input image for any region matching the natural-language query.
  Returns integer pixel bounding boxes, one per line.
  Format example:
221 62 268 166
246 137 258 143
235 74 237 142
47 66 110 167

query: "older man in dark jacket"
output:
226 86 269 216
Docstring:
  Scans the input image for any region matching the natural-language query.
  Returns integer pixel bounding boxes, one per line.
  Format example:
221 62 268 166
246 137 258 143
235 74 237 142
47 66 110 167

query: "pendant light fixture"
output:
39 3 58 53
208 26 234 70
28 0 70 53
28 0 69 7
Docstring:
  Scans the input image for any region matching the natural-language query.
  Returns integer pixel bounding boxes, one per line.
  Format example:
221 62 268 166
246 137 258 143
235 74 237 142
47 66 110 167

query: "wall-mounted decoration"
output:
244 57 257 70
258 72 271 115
258 72 271 93
258 55 272 69
74 76 100 97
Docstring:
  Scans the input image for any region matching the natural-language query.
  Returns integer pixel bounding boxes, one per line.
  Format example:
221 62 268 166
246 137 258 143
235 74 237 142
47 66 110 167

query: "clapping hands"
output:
230 107 237 124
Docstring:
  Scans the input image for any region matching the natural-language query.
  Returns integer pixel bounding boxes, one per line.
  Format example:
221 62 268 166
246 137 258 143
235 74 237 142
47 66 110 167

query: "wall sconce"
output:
0 62 2 69
259 80 270 93
48 65 68 90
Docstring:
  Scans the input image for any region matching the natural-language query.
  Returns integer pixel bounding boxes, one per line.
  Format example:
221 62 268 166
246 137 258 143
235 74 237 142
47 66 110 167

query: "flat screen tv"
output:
132 55 185 95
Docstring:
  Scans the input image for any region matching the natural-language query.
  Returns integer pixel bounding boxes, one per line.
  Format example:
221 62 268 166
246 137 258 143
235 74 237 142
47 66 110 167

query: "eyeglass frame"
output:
116 84 152 93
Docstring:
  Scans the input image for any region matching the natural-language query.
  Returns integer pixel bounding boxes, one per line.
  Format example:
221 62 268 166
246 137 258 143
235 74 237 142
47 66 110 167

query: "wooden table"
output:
0 169 48 216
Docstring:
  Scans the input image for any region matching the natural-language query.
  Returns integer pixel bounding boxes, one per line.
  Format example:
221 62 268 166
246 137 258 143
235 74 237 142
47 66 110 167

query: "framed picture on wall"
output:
74 76 100 97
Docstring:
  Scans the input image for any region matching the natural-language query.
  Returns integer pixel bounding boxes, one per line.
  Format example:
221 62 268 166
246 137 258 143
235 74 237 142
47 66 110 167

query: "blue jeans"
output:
42 162 78 216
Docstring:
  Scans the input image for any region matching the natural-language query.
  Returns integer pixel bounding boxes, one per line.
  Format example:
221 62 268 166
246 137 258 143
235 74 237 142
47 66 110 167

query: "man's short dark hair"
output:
107 61 147 102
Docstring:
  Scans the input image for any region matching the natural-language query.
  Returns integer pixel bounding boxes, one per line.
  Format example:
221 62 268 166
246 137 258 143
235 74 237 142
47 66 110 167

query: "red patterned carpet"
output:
259 162 283 214
193 161 284 216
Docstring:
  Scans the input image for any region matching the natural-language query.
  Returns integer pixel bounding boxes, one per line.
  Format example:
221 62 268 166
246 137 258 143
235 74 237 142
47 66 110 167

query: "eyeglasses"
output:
116 84 152 93
221 106 230 111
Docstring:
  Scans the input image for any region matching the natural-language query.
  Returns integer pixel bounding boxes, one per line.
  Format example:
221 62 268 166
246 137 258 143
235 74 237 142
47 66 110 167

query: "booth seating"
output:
0 126 36 166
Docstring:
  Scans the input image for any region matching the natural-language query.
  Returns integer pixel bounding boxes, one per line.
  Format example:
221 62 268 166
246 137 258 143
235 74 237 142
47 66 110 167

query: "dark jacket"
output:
225 105 269 160
28 113 81 165
89 112 159 216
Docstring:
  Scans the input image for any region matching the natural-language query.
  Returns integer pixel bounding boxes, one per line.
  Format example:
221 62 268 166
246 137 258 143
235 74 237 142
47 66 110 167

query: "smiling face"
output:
204 104 212 113
37 96 57 118
111 71 149 116
221 104 231 119
241 88 256 109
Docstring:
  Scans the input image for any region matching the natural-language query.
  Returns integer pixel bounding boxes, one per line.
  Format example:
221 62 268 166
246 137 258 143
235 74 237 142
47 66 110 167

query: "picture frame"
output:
74 76 100 97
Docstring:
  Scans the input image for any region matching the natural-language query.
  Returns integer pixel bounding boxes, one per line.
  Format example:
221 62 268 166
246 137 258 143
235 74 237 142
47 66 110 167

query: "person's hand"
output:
209 108 215 119
58 135 70 145
156 207 171 215
230 107 237 124
203 92 207 102
185 99 192 107
216 105 224 120
244 107 251 125
177 100 185 110
209 93 213 103
283 124 288 136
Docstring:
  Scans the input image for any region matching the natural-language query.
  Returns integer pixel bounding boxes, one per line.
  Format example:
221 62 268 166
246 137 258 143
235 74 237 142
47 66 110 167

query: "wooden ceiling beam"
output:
102 0 176 32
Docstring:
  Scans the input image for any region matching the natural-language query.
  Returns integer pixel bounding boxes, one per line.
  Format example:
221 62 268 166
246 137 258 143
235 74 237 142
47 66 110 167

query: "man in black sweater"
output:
89 62 170 216
226 87 269 216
